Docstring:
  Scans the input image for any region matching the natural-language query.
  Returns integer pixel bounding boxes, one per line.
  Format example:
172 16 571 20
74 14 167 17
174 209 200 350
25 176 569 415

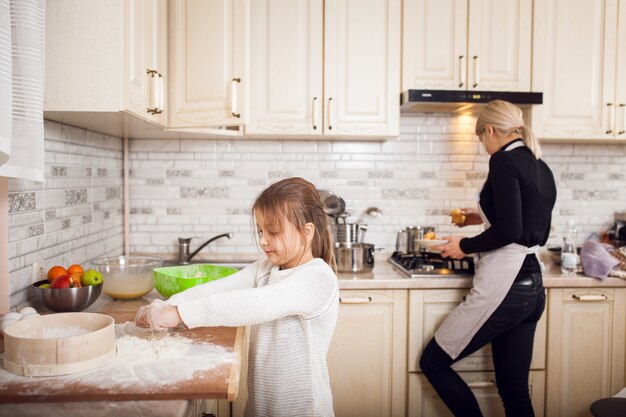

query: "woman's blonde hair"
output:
475 100 543 159
252 177 336 271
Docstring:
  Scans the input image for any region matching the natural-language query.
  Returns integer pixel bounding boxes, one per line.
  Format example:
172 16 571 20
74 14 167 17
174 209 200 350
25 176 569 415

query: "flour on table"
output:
41 326 91 338
0 321 236 395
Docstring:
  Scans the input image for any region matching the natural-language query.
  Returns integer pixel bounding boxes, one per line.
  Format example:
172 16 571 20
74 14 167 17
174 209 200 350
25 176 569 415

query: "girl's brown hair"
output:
252 177 336 271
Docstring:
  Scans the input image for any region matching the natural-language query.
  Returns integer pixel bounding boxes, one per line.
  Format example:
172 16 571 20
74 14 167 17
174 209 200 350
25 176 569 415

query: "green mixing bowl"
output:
153 264 239 298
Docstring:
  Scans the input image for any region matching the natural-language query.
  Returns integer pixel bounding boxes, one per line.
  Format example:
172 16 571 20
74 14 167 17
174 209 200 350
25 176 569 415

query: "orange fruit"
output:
47 265 69 283
68 264 84 279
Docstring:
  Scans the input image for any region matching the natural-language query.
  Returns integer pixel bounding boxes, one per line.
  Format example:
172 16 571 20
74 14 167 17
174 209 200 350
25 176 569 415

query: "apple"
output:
81 269 103 286
50 274 79 289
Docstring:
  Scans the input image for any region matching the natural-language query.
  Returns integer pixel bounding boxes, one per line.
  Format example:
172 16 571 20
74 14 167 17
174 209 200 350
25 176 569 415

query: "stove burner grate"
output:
388 251 475 277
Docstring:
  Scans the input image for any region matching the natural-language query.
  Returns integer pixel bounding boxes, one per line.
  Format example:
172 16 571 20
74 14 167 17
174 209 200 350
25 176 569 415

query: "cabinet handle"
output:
468 380 495 388
312 97 318 130
458 55 465 88
157 73 164 112
572 294 608 301
472 56 479 88
231 77 241 118
146 69 163 114
328 97 334 130
619 103 625 135
606 103 614 134
339 297 372 304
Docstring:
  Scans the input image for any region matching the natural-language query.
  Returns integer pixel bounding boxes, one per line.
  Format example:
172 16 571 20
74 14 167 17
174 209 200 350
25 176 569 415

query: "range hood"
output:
401 90 543 114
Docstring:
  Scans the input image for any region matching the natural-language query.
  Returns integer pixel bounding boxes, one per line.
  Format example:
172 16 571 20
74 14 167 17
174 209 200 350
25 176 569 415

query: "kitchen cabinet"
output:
246 0 400 138
545 288 626 417
44 0 168 133
408 371 545 417
408 289 546 372
327 290 407 417
402 0 532 92
167 0 248 131
408 289 546 417
531 0 626 141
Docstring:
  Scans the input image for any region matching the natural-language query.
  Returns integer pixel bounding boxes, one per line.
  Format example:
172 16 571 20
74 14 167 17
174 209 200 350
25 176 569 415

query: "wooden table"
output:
0 291 244 403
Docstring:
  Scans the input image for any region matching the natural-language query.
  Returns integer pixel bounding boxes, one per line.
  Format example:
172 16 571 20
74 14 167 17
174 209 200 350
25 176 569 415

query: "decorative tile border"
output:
180 187 229 198
65 189 87 205
8 192 36 213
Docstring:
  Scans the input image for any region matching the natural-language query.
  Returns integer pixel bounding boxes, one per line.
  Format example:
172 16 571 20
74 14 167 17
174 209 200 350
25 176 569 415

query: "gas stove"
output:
388 251 475 278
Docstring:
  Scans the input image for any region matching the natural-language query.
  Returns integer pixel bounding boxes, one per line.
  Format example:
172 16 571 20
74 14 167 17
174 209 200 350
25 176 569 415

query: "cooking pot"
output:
334 242 382 273
395 226 436 253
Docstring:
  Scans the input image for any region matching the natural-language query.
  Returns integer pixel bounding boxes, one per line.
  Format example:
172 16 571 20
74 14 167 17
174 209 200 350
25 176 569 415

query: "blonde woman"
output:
424 100 557 417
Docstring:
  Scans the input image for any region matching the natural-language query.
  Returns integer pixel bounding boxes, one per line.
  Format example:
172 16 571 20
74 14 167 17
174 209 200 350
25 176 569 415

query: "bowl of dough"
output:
90 256 163 300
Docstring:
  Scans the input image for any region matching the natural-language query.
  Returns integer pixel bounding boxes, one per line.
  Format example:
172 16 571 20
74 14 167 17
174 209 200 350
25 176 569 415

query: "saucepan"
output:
334 242 384 273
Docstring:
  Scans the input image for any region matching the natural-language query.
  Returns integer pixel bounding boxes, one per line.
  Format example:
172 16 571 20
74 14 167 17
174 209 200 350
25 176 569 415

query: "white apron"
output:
434 141 543 360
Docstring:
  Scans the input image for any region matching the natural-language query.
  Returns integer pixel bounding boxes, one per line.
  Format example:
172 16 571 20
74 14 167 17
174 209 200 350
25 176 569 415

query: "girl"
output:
423 100 557 417
135 177 339 417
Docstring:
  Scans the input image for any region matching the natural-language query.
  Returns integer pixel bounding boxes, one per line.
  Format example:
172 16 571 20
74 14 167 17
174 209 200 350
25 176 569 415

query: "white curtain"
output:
0 0 45 182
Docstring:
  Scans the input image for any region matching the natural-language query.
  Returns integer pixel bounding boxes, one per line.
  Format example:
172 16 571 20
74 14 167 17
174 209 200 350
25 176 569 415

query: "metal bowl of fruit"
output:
90 256 163 300
33 279 102 312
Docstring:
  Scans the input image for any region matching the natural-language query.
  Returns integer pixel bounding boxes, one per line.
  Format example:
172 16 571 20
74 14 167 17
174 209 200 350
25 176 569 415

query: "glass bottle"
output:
561 220 578 276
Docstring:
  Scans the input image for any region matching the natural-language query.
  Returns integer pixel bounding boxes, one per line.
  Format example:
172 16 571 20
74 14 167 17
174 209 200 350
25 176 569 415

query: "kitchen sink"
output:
161 260 256 270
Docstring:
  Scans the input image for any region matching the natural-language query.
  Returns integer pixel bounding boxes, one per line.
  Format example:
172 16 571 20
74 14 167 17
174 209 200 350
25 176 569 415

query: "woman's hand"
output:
135 299 183 330
432 236 467 260
451 208 483 227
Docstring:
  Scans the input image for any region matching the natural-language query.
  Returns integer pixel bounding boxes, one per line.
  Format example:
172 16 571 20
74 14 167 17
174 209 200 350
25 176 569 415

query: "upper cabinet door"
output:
124 0 149 117
467 0 531 91
246 0 324 135
145 0 168 125
615 0 626 139
324 0 400 137
402 0 467 90
168 0 248 128
402 0 531 92
125 0 168 123
247 0 399 138
532 0 618 140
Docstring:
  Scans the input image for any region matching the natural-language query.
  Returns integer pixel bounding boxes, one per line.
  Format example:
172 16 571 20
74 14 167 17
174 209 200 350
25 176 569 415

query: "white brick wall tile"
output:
131 139 180 151
180 140 217 152
11 117 626 305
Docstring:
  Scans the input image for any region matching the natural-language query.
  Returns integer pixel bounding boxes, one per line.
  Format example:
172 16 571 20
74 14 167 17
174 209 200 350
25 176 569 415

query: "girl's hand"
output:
135 299 182 330
432 236 467 260
451 208 483 227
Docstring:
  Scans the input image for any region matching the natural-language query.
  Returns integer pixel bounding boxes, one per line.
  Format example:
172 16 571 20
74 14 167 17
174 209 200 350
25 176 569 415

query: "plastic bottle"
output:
561 220 578 276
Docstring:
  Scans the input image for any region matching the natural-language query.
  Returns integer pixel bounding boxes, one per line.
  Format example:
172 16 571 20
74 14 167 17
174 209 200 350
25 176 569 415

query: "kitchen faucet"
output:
177 233 233 264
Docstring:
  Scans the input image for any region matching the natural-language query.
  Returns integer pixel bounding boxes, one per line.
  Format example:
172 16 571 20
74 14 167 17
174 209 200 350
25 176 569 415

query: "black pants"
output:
419 274 546 417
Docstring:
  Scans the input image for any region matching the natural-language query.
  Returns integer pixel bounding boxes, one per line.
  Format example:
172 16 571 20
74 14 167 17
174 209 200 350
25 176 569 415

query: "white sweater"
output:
167 258 339 417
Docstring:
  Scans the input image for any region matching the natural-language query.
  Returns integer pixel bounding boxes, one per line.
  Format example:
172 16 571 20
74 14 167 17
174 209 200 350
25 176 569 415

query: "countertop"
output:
335 252 626 289
191 251 626 289
0 291 244 404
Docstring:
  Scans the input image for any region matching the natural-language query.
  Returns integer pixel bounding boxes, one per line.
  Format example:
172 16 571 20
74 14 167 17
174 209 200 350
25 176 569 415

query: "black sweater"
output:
460 140 557 274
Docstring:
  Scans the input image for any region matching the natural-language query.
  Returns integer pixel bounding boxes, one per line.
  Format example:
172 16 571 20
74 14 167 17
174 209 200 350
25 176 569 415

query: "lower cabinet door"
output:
407 371 545 417
327 290 407 417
